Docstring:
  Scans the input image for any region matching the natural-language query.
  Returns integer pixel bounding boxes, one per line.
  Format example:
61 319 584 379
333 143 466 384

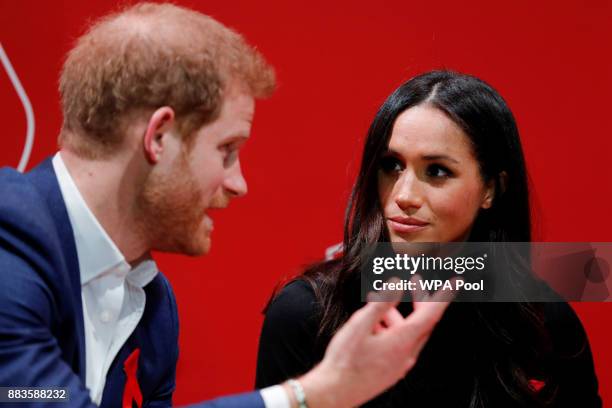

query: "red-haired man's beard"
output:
136 157 213 256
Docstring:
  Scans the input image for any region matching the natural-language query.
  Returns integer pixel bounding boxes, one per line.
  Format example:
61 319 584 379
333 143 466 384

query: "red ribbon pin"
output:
122 348 143 408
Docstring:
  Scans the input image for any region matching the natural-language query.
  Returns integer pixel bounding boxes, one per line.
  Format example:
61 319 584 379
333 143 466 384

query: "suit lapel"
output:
26 157 86 382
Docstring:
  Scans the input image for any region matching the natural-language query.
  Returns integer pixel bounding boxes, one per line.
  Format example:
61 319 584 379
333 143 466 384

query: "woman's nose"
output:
394 171 424 211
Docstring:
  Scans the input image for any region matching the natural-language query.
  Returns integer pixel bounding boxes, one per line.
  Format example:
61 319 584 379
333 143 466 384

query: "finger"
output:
385 279 456 360
410 274 426 302
348 301 397 337
373 321 385 334
372 307 404 335
413 277 459 308
412 278 457 322
395 298 452 348
429 277 461 303
380 307 404 328
381 301 450 368
406 300 452 334
349 278 403 337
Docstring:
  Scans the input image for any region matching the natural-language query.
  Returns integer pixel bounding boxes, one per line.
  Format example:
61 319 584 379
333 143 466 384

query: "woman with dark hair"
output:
255 71 601 407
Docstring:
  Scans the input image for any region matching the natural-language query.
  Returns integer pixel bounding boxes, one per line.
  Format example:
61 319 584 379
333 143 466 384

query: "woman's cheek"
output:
429 186 481 240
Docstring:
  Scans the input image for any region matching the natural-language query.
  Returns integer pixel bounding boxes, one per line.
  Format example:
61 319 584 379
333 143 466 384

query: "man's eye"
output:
222 145 238 167
380 156 403 174
426 164 452 178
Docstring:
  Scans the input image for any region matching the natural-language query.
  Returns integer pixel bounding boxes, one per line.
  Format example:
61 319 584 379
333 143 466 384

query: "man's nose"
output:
394 171 424 211
223 159 248 198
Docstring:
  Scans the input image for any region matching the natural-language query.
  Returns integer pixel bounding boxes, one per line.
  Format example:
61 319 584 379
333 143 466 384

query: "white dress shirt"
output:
53 154 157 405
52 152 289 407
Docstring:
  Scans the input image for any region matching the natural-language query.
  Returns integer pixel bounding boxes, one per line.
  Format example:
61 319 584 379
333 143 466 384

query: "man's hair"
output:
59 2 276 158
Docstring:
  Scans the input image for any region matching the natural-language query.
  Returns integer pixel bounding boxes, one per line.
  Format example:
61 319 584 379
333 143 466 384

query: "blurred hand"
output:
297 276 455 408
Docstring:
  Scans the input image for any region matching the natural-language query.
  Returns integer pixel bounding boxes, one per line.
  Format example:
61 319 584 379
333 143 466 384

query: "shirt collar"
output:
52 153 158 287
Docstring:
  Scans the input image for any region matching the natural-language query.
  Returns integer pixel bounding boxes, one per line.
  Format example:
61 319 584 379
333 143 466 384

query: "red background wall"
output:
1 0 610 405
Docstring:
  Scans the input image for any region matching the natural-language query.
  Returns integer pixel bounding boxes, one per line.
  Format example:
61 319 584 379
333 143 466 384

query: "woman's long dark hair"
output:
297 71 555 406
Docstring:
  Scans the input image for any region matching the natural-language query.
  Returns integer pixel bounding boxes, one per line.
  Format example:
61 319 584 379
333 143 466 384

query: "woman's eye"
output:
380 156 403 174
426 164 452 178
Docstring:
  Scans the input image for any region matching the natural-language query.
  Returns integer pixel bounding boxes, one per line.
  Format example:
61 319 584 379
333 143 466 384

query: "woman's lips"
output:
387 216 429 233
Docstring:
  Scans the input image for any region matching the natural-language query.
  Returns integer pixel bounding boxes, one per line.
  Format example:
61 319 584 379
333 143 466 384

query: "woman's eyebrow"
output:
382 148 403 158
422 154 459 164
384 148 460 164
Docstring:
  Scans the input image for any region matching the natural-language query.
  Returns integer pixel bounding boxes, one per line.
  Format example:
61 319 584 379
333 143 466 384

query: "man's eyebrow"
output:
221 134 249 144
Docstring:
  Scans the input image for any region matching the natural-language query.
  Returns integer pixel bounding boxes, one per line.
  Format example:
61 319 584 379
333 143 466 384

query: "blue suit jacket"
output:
0 159 264 408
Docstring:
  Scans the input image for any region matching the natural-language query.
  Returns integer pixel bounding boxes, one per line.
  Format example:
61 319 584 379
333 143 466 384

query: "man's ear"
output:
481 171 507 209
143 107 176 164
